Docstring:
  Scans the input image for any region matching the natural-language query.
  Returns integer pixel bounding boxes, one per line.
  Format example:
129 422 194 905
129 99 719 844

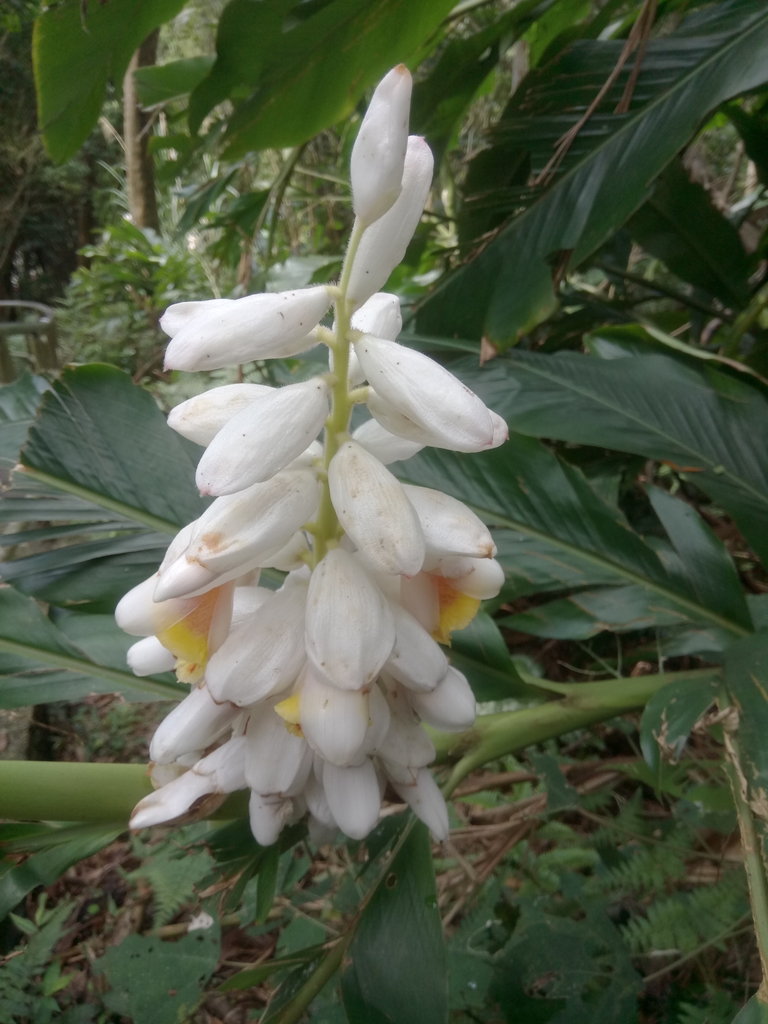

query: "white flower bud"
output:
305 548 395 690
384 602 447 693
356 336 494 452
347 137 433 308
377 678 435 768
387 766 449 842
408 665 476 732
154 469 319 599
163 287 332 371
249 791 293 846
304 771 337 831
196 379 330 495
402 485 495 559
160 299 234 338
244 706 311 797
352 418 424 465
259 531 310 572
432 556 505 600
149 684 238 765
230 585 271 629
323 760 381 840
329 440 424 576
399 572 439 634
130 737 247 829
167 384 273 447
352 684 391 764
206 583 308 706
351 65 411 226
126 636 177 676
299 665 370 766
351 292 402 341
115 573 193 637
490 410 509 448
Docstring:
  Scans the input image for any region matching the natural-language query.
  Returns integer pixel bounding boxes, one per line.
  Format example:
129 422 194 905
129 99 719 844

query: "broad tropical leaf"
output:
415 0 768 344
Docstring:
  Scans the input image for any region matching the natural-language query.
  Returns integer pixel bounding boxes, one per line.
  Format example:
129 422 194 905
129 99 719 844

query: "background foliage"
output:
2 0 768 1021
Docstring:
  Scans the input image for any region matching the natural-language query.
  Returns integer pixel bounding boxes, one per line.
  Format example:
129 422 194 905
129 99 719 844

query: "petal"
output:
196 379 330 495
244 707 311 796
388 766 449 842
130 770 212 829
408 665 476 732
376 677 435 768
328 440 424 576
167 383 273 446
299 665 370 766
115 572 195 637
304 771 337 829
356 336 493 452
384 601 448 693
194 735 249 792
347 137 433 308
305 548 395 690
353 418 424 465
322 760 381 840
259 531 311 572
490 410 508 448
206 583 308 705
155 468 319 598
149 684 238 765
126 636 177 676
230 585 272 629
160 298 234 338
350 292 402 341
350 65 411 226
402 485 495 559
432 556 505 600
164 287 332 371
249 791 293 846
399 572 439 634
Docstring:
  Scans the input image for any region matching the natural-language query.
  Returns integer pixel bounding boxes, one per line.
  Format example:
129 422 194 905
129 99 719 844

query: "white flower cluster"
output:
116 66 507 847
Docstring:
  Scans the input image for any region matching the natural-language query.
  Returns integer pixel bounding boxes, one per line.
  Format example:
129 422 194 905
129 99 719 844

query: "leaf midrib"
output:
398 468 750 638
504 355 768 507
0 637 187 700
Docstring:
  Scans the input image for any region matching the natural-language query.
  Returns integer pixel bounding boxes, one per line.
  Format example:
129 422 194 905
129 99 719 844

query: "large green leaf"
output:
453 350 768 566
0 375 50 469
133 55 215 108
0 586 185 707
625 158 752 308
396 438 750 638
189 0 456 157
640 673 721 775
1 364 206 611
33 0 187 163
341 823 447 1024
415 0 768 344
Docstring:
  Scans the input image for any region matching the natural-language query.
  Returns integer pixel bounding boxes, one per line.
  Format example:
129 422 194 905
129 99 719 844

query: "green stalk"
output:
312 217 365 564
436 667 716 796
0 761 248 822
725 734 768 1004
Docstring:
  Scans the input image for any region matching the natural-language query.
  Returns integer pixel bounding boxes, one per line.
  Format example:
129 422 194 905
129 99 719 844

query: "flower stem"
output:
312 217 365 565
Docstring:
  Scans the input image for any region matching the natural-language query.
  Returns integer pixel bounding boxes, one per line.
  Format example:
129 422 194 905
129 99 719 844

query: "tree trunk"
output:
123 30 160 232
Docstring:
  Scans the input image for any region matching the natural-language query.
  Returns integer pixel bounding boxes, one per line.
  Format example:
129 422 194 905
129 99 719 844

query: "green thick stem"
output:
312 218 365 564
725 734 768 1004
436 668 717 796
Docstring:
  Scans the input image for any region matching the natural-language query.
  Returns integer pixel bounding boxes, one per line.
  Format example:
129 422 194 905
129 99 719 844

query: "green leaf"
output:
133 55 215 108
129 845 214 927
493 528 623 600
0 587 185 707
731 997 768 1024
0 375 50 467
727 101 768 186
93 924 221 1024
639 674 721 775
625 158 752 308
395 439 748 638
33 0 187 163
20 364 204 531
190 0 456 156
255 843 280 923
724 631 768 819
0 825 122 922
341 823 447 1024
528 751 577 812
501 584 694 640
462 350 768 567
647 486 752 631
415 0 768 344
449 612 536 702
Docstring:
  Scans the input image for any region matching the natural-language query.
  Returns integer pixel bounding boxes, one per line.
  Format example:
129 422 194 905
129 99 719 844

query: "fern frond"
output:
130 844 214 927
